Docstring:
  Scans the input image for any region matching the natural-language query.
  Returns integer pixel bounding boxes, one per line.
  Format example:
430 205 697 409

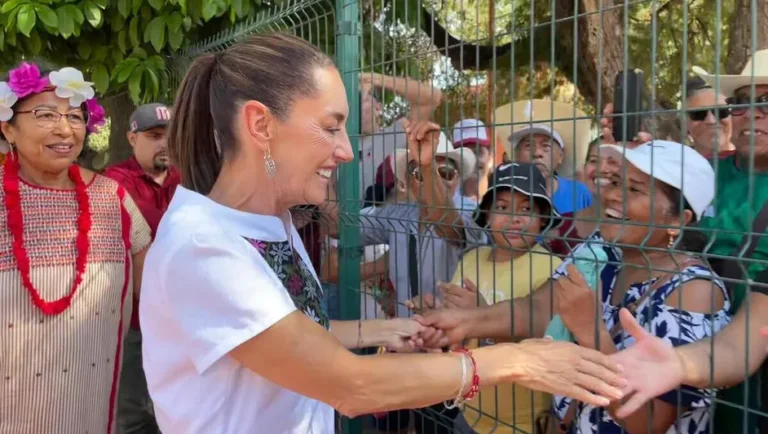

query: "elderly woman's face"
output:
269 66 354 206
598 160 690 248
0 91 86 174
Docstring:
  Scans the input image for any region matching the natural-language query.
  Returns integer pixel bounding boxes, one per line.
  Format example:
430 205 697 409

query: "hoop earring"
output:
264 147 277 178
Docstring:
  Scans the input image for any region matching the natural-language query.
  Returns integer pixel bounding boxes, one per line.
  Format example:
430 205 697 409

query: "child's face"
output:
487 190 544 250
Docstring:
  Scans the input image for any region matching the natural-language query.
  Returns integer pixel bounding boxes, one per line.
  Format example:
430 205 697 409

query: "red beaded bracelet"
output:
453 348 480 401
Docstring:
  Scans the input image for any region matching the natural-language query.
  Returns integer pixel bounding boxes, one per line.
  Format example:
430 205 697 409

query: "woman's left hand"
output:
438 279 487 309
555 264 601 335
381 318 427 352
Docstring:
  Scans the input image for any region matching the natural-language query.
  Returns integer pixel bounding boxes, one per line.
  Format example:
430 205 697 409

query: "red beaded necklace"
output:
3 154 92 315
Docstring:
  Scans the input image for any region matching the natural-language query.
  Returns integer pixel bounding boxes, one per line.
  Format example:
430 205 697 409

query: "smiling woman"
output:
138 32 628 434
0 62 151 434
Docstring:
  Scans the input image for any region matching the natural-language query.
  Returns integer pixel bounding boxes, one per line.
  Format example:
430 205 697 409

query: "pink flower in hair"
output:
7 62 49 99
85 98 106 133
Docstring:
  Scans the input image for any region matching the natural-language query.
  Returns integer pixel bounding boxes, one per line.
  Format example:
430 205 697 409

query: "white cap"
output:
452 119 490 147
599 140 715 221
509 123 565 149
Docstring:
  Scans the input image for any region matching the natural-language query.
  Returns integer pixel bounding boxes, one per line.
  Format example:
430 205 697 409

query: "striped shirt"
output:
0 168 151 434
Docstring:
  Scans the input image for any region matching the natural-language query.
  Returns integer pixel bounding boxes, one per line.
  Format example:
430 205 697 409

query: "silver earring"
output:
264 147 277 177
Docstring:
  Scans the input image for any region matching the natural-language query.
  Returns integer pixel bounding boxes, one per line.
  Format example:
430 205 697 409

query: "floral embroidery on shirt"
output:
245 237 329 330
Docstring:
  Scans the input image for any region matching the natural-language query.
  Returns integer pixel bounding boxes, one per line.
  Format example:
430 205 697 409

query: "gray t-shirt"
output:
359 120 408 195
359 197 487 317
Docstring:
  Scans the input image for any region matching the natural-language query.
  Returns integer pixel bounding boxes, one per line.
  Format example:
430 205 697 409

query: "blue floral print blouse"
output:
552 234 732 434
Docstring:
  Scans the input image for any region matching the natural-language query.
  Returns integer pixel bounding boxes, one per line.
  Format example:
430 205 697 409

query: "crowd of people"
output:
0 31 766 434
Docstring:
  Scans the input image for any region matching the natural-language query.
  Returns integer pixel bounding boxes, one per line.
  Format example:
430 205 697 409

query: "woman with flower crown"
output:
0 62 151 434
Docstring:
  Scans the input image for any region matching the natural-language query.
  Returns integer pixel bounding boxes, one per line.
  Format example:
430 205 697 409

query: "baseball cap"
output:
452 119 490 148
129 103 171 133
509 123 565 149
474 162 562 230
599 140 714 221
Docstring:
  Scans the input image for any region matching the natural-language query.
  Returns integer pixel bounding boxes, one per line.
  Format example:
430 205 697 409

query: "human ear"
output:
241 100 276 154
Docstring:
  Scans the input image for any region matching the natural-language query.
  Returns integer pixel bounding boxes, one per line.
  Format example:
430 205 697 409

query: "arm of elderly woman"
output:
163 230 625 417
132 249 147 298
557 264 725 434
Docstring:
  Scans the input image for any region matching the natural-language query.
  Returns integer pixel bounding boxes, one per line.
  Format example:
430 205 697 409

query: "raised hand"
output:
607 308 684 418
404 292 441 314
439 279 486 309
490 338 626 408
413 308 473 349
402 119 442 166
600 103 653 146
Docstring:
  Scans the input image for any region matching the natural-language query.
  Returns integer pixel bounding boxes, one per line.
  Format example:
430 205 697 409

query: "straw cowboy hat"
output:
494 99 592 177
393 130 476 183
693 49 768 97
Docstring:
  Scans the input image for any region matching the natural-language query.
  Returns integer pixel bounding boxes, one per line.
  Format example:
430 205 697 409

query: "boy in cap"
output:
103 102 179 434
437 162 563 434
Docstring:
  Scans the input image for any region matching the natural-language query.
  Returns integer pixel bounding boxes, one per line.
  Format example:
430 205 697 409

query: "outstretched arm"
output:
610 291 768 419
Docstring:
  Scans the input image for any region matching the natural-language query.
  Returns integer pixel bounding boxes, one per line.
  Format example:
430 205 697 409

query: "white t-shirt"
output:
140 187 334 434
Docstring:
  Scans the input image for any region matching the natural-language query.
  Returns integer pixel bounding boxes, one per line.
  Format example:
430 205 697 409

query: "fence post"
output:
335 0 362 433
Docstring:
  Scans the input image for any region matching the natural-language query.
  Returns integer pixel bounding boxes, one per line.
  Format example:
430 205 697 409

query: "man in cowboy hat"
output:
601 49 768 434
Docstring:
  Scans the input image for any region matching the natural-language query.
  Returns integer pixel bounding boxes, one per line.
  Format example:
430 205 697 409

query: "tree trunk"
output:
727 0 768 74
102 92 135 167
555 0 624 108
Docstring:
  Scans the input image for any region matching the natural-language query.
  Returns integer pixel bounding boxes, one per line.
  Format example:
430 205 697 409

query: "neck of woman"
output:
208 160 290 217
17 159 74 189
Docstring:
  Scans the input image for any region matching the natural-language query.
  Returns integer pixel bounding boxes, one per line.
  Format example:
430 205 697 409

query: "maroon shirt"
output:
103 157 181 329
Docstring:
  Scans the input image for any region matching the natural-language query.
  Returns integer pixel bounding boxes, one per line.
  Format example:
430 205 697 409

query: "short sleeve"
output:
161 231 298 374
359 204 413 245
123 193 152 255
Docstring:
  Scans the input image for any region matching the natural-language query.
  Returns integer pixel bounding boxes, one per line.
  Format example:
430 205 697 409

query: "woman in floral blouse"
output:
0 63 151 433
551 140 732 434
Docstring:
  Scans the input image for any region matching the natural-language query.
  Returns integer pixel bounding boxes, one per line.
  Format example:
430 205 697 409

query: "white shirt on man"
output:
140 187 334 434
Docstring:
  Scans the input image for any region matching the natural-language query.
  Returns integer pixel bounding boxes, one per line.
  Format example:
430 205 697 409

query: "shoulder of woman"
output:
78 166 97 185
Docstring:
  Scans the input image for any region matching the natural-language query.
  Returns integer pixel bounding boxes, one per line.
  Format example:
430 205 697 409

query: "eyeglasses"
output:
726 94 768 117
408 160 459 183
14 109 90 130
687 107 731 122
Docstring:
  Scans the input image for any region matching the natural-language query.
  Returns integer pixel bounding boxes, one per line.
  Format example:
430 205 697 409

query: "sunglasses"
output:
726 94 768 117
687 107 731 122
408 161 458 183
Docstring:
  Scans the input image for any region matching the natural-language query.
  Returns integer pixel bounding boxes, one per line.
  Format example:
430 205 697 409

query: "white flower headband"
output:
0 62 102 132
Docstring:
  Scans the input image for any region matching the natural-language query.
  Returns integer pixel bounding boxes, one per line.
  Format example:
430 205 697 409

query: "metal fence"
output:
166 0 768 433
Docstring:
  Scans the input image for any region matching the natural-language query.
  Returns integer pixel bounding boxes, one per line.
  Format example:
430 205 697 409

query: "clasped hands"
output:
382 279 484 353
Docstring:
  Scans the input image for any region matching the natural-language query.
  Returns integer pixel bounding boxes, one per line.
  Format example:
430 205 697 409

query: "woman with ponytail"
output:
0 63 151 433
139 33 626 434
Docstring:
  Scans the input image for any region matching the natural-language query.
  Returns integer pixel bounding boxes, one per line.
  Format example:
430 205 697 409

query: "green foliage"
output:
0 0 266 103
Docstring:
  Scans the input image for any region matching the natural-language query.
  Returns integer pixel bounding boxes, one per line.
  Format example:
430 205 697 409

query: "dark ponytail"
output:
168 54 221 195
167 33 334 196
